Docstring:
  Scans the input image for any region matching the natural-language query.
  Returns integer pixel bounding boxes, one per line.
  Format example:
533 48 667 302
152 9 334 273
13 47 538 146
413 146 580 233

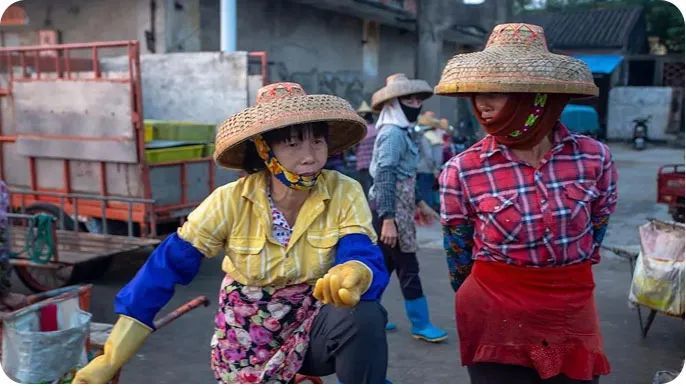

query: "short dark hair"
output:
242 121 329 174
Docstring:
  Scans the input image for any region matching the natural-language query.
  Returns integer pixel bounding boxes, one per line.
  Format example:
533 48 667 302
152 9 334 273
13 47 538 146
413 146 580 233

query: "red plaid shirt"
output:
439 123 618 267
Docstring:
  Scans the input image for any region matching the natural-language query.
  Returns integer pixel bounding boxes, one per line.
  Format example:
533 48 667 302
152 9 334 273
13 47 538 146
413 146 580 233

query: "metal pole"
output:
220 0 237 52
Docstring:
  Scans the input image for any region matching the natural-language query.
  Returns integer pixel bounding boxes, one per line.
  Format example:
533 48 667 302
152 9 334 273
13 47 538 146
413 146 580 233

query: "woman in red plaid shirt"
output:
436 24 618 383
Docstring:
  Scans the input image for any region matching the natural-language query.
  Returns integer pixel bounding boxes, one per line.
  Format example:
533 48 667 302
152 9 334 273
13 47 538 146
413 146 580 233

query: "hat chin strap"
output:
252 135 320 191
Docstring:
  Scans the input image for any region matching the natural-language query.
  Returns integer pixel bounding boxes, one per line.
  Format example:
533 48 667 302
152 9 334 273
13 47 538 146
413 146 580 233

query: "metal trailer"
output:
0 41 265 291
657 164 685 223
0 284 210 383
6 196 159 292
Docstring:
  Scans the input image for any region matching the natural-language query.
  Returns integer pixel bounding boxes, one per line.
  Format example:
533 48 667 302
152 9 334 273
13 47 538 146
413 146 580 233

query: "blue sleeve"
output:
443 224 475 292
114 232 203 329
590 215 610 263
335 233 389 301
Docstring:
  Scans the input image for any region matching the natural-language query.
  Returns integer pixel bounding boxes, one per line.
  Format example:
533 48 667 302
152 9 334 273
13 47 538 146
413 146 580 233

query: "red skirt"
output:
455 260 611 381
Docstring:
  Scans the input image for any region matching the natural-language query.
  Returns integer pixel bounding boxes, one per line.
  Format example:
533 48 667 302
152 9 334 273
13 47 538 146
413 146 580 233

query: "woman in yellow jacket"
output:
73 83 390 384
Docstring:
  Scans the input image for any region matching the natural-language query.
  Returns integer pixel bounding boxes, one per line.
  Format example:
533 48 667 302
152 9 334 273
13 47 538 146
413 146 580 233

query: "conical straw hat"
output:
215 82 367 170
435 23 598 98
356 101 373 114
371 73 433 111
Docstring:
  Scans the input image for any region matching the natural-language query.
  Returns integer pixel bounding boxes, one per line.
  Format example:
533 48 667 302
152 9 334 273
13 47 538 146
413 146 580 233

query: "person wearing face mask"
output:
436 24 618 383
73 83 390 384
368 73 448 343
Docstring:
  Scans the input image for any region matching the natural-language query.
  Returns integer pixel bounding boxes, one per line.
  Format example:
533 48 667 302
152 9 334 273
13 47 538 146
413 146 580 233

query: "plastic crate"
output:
144 125 153 142
144 120 216 142
145 144 205 164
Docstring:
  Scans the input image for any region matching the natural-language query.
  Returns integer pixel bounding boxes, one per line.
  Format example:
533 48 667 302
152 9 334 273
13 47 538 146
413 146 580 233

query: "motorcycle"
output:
632 115 651 150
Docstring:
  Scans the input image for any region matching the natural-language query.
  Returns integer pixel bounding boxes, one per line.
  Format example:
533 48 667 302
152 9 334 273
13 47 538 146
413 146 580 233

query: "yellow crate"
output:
145 144 205 164
143 120 215 142
144 125 154 142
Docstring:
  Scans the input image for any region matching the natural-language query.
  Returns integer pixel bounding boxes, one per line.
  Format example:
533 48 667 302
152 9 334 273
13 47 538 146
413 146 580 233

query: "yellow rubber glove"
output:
313 261 372 307
73 315 152 384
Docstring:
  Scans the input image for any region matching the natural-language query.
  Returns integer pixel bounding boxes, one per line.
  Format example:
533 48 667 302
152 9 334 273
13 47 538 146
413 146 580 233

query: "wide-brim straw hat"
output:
215 82 367 169
371 73 433 111
435 23 598 98
417 113 441 129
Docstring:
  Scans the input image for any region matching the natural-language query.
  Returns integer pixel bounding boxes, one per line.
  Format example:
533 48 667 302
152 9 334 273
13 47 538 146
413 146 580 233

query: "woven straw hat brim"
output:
435 48 598 98
214 95 366 170
371 80 434 111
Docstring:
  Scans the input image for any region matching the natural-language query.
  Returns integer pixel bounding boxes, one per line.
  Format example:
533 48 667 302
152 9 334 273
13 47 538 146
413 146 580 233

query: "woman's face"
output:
473 93 510 123
399 94 424 108
270 129 328 176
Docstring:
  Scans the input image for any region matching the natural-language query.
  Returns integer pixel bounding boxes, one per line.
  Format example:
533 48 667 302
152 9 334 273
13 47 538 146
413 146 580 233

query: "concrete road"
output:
8 143 684 383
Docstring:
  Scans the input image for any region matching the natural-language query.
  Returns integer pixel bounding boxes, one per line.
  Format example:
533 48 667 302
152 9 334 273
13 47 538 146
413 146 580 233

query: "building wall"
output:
607 86 673 141
6 0 467 120
376 24 416 89
2 0 166 54
0 0 207 55
233 0 370 107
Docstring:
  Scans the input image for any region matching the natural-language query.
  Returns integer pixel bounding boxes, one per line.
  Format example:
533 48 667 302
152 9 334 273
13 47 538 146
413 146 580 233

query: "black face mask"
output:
400 102 422 123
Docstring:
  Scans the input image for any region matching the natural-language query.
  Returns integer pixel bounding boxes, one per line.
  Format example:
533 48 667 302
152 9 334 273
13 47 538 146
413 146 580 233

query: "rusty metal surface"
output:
149 165 182 205
10 226 159 265
17 136 138 163
186 162 211 203
13 81 133 138
12 79 138 163
1 142 30 188
68 161 144 197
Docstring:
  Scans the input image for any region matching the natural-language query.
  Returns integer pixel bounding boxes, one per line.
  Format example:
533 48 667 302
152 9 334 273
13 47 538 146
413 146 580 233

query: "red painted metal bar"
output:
28 157 37 192
91 46 101 79
19 51 26 78
54 52 62 79
64 48 71 79
99 162 108 196
0 40 140 52
248 51 269 85
180 163 187 205
154 202 204 213
0 136 15 142
63 160 71 194
153 296 210 330
129 42 154 236
33 50 40 79
6 51 12 83
15 133 132 141
12 78 129 84
0 52 93 75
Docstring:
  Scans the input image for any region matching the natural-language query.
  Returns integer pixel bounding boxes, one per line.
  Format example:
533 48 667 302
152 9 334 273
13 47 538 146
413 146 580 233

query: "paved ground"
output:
8 143 685 383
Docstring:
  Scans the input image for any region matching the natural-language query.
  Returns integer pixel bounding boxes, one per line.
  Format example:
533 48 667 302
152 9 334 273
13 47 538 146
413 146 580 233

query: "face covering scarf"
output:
471 93 569 150
399 101 422 123
252 135 320 191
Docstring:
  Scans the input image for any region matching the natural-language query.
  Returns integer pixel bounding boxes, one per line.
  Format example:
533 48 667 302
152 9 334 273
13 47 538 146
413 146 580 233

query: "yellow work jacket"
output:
177 170 377 287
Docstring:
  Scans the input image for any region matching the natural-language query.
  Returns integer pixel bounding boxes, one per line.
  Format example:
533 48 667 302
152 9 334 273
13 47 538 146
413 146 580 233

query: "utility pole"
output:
220 0 237 52
415 0 457 119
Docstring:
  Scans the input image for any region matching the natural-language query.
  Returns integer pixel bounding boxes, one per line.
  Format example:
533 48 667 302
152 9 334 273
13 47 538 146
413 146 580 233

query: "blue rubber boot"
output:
404 297 447 343
385 322 397 331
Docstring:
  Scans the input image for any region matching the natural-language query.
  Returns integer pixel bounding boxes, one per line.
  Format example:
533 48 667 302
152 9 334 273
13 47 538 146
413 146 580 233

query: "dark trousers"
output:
299 301 388 383
467 363 600 384
372 211 424 300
